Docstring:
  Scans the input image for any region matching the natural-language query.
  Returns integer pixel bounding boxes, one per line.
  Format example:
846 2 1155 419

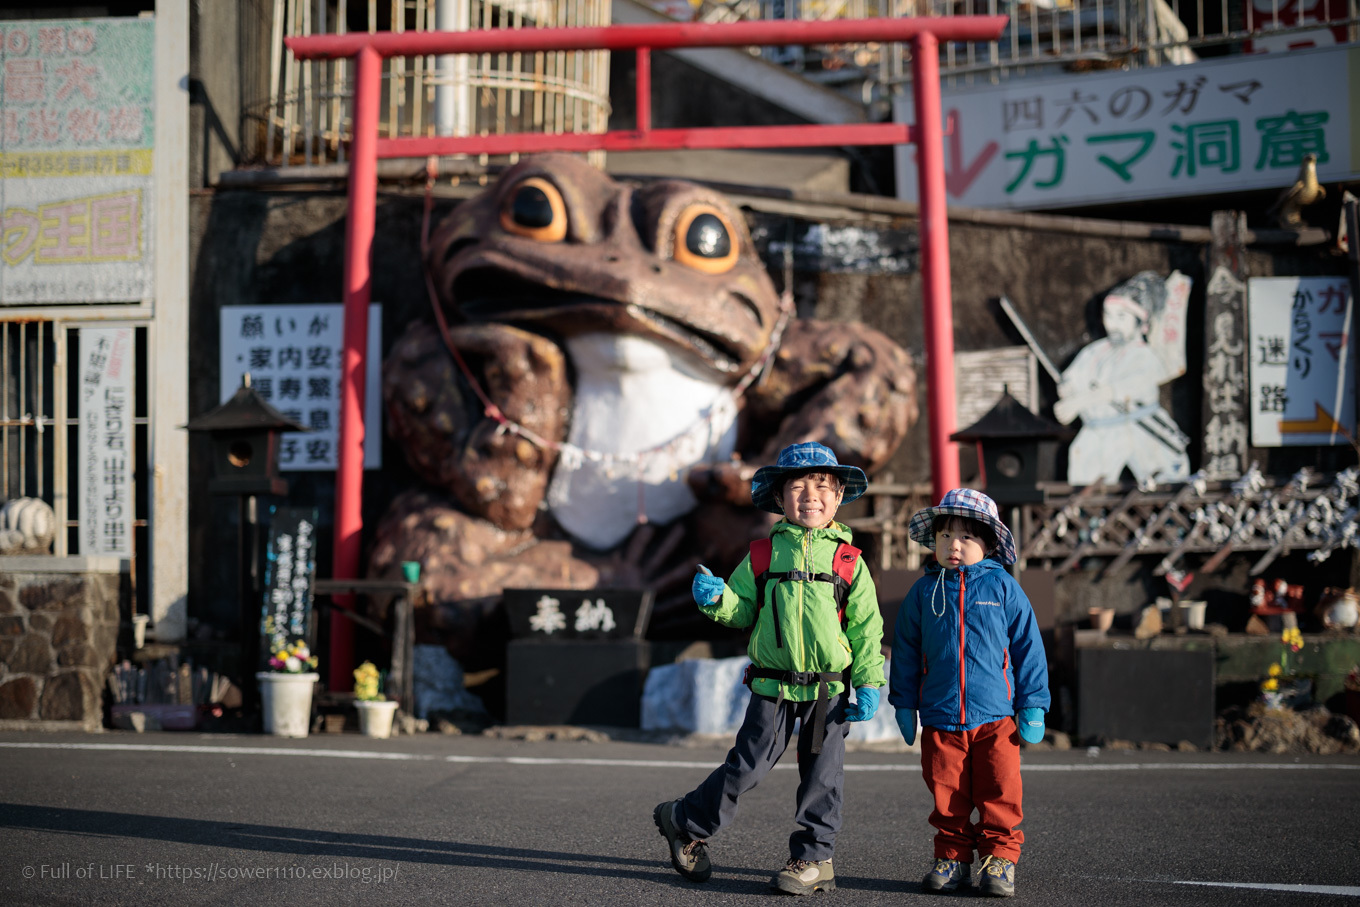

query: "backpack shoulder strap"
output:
831 542 862 625
749 537 780 646
750 537 773 579
831 542 860 587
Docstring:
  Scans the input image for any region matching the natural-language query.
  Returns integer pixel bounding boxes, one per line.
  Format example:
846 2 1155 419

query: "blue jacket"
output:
888 558 1049 732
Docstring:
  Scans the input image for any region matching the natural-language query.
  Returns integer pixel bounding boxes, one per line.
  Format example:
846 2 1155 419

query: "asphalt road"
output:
1 731 1358 906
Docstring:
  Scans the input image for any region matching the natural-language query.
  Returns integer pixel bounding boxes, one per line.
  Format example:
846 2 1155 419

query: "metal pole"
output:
330 43 381 692
911 32 960 500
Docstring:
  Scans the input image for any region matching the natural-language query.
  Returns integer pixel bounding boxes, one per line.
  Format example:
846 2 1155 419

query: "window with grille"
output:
1 321 55 508
1 320 149 584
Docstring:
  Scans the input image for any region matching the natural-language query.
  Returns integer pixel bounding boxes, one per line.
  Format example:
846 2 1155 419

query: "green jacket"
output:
703 519 886 701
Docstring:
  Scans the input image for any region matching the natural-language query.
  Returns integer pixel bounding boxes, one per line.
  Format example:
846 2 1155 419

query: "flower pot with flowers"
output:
256 638 319 737
1259 627 1311 711
353 661 399 738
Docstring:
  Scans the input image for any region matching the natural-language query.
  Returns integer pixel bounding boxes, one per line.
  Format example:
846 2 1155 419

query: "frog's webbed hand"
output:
382 321 570 530
746 318 918 473
591 522 693 593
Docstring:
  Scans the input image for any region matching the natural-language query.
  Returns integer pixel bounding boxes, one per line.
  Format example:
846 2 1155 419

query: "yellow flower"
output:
1261 678 1279 692
1268 663 1282 678
353 661 383 701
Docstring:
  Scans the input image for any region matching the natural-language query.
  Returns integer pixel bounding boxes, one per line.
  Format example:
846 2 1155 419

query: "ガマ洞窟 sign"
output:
894 44 1355 211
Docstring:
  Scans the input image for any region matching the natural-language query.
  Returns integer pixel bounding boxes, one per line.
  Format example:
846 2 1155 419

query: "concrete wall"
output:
810 216 1356 489
188 0 243 187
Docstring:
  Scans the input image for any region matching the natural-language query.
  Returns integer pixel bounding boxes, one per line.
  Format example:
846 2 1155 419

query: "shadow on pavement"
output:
0 802 899 892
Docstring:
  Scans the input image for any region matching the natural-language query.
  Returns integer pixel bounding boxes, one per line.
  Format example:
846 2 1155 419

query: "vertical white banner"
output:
1249 276 1356 447
77 327 135 556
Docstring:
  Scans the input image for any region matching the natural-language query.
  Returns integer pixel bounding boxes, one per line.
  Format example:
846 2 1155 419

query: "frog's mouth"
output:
452 268 750 375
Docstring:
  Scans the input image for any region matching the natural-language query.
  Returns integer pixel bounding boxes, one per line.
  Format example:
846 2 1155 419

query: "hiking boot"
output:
922 858 971 893
773 858 835 895
653 800 711 882
977 855 1016 897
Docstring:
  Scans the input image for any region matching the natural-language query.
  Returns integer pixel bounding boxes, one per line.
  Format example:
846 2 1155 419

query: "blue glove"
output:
848 686 879 722
895 708 918 746
1017 707 1045 744
692 567 724 608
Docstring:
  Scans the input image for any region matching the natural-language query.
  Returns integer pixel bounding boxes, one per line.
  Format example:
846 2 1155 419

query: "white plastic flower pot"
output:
355 699 399 738
256 672 318 737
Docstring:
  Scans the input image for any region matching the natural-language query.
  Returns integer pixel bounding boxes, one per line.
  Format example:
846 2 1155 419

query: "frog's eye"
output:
672 205 739 274
500 178 567 242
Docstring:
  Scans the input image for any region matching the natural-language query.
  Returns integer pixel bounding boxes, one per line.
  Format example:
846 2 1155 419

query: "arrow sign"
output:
944 109 999 199
1279 402 1343 434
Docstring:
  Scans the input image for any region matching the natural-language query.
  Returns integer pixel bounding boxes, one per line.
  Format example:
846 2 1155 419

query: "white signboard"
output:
1249 276 1356 447
894 44 1354 210
77 327 134 556
0 18 155 304
219 304 382 470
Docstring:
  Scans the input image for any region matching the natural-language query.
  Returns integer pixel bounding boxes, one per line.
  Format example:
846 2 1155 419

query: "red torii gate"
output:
287 16 1007 690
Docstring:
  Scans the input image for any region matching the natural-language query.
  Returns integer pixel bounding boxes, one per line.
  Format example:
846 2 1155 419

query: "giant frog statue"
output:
369 154 917 658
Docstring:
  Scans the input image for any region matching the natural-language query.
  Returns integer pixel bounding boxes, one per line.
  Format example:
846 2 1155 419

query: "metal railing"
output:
244 0 1356 166
690 0 1358 86
246 0 611 167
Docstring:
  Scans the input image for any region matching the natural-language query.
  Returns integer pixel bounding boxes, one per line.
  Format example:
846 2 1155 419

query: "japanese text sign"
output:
1249 276 1355 447
1 18 154 304
219 304 382 471
894 44 1355 210
502 588 654 641
77 326 134 557
260 505 318 667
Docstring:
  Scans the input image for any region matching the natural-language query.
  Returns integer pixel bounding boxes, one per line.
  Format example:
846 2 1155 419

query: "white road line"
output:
1 742 1358 773
1020 762 1360 772
0 742 438 761
1175 881 1360 897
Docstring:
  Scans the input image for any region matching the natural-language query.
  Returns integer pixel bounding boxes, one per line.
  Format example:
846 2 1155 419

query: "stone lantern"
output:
185 374 306 497
951 389 1072 504
185 375 307 705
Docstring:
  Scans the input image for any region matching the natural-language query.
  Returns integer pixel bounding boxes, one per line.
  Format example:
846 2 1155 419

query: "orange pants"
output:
920 717 1024 863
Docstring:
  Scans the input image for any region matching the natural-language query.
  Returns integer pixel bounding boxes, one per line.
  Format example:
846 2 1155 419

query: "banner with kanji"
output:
77 326 135 556
894 44 1356 211
0 18 154 304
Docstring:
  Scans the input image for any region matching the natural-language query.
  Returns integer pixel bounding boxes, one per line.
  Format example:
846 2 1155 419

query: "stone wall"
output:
0 559 123 731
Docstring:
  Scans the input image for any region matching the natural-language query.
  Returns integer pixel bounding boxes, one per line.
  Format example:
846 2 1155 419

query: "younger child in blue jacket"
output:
888 488 1049 898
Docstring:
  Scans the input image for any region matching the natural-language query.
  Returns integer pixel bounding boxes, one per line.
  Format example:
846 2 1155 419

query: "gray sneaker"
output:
773 858 835 895
977 855 1016 897
653 800 711 882
922 857 971 893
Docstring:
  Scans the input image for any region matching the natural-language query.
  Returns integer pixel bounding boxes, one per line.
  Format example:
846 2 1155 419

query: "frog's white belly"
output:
547 333 738 550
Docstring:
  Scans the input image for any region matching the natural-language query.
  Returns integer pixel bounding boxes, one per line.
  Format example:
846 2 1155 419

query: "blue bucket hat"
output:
750 442 868 515
907 488 1017 565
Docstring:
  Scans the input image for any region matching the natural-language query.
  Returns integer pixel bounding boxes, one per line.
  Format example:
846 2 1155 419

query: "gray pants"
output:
676 690 850 862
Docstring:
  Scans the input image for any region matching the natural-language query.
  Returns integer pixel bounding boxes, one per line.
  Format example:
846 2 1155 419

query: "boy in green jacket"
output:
654 442 886 895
